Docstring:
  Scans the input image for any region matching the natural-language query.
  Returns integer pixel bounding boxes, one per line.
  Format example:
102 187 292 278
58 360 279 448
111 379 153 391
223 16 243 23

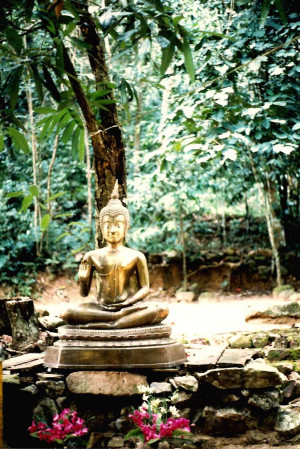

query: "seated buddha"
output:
61 182 169 329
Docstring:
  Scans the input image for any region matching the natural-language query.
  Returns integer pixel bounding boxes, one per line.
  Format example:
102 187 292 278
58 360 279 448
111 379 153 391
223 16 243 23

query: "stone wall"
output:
2 347 300 448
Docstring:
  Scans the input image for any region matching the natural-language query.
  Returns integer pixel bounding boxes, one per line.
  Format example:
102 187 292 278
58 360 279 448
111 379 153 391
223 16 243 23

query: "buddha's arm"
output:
78 254 94 297
123 253 150 306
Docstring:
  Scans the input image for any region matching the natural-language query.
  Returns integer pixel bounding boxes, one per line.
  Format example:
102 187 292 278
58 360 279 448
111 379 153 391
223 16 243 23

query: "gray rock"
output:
56 396 68 408
36 380 65 398
33 397 59 424
171 375 198 392
244 359 286 388
202 406 258 434
197 368 243 389
251 333 270 348
2 373 20 384
38 315 65 330
170 390 192 405
37 373 65 381
107 436 124 447
66 371 148 396
275 405 300 436
149 381 172 394
248 390 280 411
267 348 291 361
271 361 294 375
221 393 240 403
21 385 39 395
230 335 252 349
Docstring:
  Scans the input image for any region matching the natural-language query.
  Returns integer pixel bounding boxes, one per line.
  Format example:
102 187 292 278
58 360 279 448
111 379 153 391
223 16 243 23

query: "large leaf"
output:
9 67 23 111
260 0 271 28
0 131 4 151
61 120 76 144
46 191 66 202
19 194 33 212
30 65 44 102
71 126 81 159
274 0 288 24
42 65 61 101
182 36 195 82
29 185 39 196
78 128 85 162
4 27 23 54
7 128 30 154
6 191 24 198
41 214 51 230
160 42 175 76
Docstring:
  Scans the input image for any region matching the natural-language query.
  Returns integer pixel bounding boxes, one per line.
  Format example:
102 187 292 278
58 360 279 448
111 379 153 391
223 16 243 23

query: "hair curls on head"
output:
99 181 130 232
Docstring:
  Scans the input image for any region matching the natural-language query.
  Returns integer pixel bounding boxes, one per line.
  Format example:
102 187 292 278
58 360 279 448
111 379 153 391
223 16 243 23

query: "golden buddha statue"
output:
61 182 168 329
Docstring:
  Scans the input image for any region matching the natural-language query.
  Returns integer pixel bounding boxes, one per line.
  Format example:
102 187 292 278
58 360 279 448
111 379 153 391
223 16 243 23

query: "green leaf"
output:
61 120 76 144
79 227 91 234
63 20 77 37
124 428 144 441
182 36 195 82
7 127 30 154
160 42 175 76
30 65 44 102
46 191 66 202
68 221 86 227
148 438 160 445
70 37 92 51
274 0 288 24
41 214 51 230
9 67 22 110
29 185 39 196
71 245 87 255
292 123 300 131
6 190 24 198
71 126 81 159
4 27 23 54
0 131 4 151
54 213 73 218
260 0 271 28
38 202 48 211
35 107 56 114
89 89 112 99
78 128 85 162
19 194 33 212
55 232 71 243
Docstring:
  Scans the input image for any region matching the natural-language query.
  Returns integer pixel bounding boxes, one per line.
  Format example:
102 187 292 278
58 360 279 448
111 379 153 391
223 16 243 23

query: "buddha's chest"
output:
91 252 136 276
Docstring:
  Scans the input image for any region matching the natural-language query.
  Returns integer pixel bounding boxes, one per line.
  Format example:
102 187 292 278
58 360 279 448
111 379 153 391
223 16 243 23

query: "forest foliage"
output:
0 0 299 294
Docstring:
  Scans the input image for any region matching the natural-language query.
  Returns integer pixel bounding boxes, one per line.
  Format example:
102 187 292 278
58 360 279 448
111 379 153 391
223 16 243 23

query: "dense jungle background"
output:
0 0 299 298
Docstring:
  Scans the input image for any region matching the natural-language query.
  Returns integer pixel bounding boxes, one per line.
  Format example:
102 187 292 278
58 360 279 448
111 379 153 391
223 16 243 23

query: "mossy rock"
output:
271 361 294 375
273 284 294 299
293 360 300 373
230 334 253 349
263 302 300 318
251 333 270 348
267 348 291 361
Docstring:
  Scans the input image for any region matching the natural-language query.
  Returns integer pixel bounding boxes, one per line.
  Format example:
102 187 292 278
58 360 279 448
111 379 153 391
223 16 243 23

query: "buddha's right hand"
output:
78 261 92 280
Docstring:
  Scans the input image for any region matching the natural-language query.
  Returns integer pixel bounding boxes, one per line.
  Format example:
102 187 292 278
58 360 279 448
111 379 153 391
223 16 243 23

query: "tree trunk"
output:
43 5 127 248
74 3 127 247
248 150 282 286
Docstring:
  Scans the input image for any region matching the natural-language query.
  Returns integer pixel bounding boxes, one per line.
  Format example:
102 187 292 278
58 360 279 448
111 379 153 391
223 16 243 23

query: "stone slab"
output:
66 371 148 396
185 346 225 369
218 349 256 367
3 353 44 370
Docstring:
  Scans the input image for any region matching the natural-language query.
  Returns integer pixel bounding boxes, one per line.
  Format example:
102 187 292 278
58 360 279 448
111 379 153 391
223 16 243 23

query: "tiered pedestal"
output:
44 324 186 369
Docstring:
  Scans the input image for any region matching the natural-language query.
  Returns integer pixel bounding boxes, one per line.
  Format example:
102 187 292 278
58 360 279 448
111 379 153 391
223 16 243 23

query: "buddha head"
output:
100 181 130 244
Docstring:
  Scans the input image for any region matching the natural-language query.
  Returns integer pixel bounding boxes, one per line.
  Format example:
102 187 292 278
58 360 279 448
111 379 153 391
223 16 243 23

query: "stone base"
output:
44 325 186 369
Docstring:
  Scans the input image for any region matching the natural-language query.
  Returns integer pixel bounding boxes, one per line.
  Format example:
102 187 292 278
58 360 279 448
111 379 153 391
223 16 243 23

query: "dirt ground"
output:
33 273 296 340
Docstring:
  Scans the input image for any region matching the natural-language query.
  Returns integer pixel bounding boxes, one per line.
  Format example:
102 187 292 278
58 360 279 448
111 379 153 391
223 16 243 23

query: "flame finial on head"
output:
99 179 130 231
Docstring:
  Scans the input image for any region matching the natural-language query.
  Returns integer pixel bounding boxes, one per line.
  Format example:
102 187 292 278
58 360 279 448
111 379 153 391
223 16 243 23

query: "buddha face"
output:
102 214 127 244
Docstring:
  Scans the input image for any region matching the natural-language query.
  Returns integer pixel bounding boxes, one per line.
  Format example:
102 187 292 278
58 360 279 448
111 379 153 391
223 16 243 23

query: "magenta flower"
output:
28 409 88 446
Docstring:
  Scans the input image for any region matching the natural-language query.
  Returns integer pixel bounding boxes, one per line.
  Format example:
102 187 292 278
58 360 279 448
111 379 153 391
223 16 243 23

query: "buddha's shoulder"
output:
124 247 146 260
